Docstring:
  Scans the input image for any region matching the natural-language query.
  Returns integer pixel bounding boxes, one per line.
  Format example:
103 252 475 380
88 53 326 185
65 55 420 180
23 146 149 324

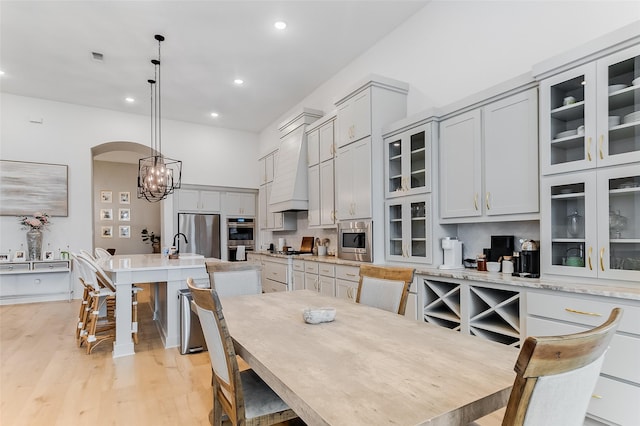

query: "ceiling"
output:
0 1 428 134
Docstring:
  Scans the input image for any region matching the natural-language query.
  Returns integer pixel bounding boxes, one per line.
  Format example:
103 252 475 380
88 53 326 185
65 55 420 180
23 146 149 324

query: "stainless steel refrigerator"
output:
177 213 221 258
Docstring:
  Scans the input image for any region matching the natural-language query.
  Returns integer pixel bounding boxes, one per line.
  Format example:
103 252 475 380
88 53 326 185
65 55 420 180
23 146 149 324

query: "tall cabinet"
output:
306 115 337 228
334 75 408 263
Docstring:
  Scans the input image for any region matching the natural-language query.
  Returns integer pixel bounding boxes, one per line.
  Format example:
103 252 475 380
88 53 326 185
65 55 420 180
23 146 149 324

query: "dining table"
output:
221 290 520 426
98 253 210 358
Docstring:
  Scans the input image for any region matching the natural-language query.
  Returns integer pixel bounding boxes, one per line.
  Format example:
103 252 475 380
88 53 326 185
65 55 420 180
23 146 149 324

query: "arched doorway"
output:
91 142 162 255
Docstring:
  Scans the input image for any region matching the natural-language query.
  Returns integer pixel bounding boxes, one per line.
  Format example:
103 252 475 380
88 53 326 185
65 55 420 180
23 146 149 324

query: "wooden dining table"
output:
221 290 519 426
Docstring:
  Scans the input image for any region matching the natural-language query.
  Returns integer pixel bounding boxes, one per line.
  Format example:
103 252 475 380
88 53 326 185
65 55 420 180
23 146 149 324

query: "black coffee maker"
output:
518 239 540 278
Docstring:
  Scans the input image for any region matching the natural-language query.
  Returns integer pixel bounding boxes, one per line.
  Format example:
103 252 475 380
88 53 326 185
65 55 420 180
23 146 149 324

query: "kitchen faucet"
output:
173 233 188 252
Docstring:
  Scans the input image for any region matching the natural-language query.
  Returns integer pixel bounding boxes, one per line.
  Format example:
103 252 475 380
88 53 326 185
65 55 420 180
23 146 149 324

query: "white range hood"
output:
269 108 323 212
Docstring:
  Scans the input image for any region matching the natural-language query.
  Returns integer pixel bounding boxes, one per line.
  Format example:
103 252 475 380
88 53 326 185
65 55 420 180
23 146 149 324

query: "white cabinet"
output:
292 260 305 291
177 189 221 212
307 119 336 228
386 194 432 264
385 122 432 198
259 153 275 185
336 89 371 148
258 182 296 231
308 165 320 227
319 120 335 163
539 44 640 176
335 264 359 303
261 256 289 293
223 192 255 217
526 290 640 425
439 88 539 222
307 128 320 166
336 137 371 220
541 164 640 281
0 260 72 304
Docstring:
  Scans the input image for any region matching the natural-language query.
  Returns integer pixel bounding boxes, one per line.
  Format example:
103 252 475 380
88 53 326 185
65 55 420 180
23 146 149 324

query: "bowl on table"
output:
486 262 501 273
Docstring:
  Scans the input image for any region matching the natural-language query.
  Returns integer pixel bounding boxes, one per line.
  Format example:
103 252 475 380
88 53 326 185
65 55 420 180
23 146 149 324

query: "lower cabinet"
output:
526 290 640 425
249 253 290 293
292 260 305 291
419 276 521 346
0 260 72 304
335 264 359 303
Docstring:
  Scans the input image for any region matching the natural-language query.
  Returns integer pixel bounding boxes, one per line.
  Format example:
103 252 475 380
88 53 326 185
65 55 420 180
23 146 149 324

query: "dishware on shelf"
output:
563 96 576 106
609 116 621 127
577 125 585 136
555 129 577 139
633 77 640 86
567 210 583 238
608 84 627 94
609 210 627 239
623 111 640 124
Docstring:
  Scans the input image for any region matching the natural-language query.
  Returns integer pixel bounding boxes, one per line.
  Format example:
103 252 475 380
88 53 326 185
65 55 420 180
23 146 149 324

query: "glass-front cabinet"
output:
541 164 640 281
540 44 640 175
386 194 432 264
384 123 431 198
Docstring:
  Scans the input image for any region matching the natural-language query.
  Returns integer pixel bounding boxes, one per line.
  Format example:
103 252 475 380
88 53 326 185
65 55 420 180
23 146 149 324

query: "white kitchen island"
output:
99 254 209 358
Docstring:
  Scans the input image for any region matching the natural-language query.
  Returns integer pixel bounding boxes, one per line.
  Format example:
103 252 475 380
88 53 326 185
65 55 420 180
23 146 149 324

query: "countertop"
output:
250 251 640 302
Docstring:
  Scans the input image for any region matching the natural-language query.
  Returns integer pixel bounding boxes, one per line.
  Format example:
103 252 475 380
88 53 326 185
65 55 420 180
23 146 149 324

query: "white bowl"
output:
633 77 640 87
623 111 640 124
555 129 577 139
486 262 501 272
608 84 627 94
609 116 621 127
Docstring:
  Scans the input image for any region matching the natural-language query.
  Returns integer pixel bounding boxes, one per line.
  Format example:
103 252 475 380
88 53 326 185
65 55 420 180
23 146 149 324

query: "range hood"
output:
269 108 323 212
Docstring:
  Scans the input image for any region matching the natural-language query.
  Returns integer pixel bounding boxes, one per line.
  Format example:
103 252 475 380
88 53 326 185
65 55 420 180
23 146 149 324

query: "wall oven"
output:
227 217 254 261
338 220 372 262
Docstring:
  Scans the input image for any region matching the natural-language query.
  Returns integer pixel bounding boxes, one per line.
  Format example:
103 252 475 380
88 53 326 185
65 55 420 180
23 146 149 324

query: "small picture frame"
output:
119 191 131 204
101 226 113 238
119 208 130 221
44 251 54 260
0 253 9 262
14 250 26 261
100 208 113 221
119 225 131 238
101 190 113 203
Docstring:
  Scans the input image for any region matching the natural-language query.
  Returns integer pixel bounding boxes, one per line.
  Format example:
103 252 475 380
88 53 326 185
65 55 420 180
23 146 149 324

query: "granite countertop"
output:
251 251 640 302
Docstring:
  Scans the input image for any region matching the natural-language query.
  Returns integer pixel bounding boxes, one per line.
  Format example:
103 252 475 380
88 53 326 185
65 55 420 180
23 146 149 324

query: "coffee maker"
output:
439 237 464 269
518 239 540 278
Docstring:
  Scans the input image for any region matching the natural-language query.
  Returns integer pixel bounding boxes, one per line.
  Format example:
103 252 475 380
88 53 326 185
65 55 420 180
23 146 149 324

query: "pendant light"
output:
137 34 182 202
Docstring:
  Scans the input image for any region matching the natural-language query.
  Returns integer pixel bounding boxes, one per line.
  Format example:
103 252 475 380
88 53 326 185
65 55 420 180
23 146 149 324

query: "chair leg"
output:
76 286 90 339
131 289 139 344
212 380 223 426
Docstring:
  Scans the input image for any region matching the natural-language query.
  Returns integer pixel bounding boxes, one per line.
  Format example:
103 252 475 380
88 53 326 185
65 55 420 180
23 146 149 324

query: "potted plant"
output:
141 228 161 253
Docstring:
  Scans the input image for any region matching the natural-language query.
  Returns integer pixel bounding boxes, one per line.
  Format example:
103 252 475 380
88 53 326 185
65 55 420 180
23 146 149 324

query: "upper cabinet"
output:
539 44 640 175
223 192 256 217
176 188 221 212
439 86 539 223
336 89 371 148
307 117 337 228
258 154 275 185
384 122 432 198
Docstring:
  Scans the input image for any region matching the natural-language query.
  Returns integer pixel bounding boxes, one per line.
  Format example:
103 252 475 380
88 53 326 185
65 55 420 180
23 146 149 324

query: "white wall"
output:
0 93 259 295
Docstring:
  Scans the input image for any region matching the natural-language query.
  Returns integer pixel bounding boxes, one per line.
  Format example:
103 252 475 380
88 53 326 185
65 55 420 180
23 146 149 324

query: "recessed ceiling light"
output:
125 97 135 103
234 79 244 86
274 21 287 30
210 112 219 118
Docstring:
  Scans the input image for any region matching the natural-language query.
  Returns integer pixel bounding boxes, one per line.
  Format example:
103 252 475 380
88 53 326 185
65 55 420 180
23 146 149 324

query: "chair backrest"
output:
205 261 262 297
187 277 244 425
503 308 623 426
72 252 98 289
75 252 116 292
94 247 112 260
356 264 415 315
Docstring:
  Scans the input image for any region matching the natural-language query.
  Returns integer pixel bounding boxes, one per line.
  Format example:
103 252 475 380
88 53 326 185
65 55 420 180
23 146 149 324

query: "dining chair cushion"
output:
212 269 261 298
359 276 404 313
240 369 290 419
195 305 231 386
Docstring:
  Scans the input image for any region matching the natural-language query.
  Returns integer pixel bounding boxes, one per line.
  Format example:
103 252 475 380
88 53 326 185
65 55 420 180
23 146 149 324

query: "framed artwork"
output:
100 190 113 203
119 208 130 221
119 225 130 238
44 251 54 260
119 191 131 204
0 253 9 262
13 250 26 261
100 208 113 220
101 226 113 238
0 160 68 216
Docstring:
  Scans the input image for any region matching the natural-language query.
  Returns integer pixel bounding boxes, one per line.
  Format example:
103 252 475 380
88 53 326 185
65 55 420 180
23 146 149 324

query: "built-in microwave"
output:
338 220 372 262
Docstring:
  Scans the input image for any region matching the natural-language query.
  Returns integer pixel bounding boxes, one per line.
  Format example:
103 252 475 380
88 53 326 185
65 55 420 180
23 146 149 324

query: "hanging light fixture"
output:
137 34 182 202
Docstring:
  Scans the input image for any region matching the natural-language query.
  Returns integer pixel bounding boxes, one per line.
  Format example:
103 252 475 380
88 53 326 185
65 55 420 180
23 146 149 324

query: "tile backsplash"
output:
456 221 540 260
260 212 338 254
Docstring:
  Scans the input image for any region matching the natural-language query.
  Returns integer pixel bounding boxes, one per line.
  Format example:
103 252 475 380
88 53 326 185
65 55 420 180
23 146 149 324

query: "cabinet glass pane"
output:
410 201 426 257
410 131 426 190
389 204 403 256
550 183 586 268
549 76 586 166
608 175 640 271
607 55 640 157
388 139 402 192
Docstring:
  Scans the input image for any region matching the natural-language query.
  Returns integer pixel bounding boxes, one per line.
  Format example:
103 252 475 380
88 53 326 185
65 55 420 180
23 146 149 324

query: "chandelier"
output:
137 34 182 202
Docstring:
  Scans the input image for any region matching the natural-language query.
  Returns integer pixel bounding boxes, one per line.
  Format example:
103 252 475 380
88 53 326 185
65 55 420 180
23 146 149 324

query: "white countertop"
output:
99 253 206 272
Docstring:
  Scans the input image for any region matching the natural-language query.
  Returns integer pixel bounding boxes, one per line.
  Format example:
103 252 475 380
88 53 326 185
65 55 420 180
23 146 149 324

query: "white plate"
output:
623 111 640 124
608 84 627 94
633 77 640 86
555 129 577 139
609 116 621 127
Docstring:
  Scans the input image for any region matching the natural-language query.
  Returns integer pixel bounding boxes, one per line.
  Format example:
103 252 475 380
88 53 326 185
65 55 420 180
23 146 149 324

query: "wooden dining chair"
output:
205 261 262 297
356 264 415 315
186 278 298 426
474 307 623 426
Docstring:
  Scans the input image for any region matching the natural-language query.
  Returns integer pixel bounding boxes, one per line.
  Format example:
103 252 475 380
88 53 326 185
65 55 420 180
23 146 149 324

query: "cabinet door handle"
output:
473 193 479 210
599 135 604 160
346 273 357 277
565 308 602 317
588 246 593 271
591 394 603 399
587 137 592 162
485 192 491 210
599 247 605 272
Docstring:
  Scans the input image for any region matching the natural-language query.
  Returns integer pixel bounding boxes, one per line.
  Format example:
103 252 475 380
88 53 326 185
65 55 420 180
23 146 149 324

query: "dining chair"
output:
474 307 623 426
205 261 262 297
94 247 112 260
186 278 298 426
356 264 415 315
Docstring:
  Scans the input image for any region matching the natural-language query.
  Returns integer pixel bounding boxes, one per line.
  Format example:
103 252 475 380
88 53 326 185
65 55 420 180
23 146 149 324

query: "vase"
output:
26 229 43 261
